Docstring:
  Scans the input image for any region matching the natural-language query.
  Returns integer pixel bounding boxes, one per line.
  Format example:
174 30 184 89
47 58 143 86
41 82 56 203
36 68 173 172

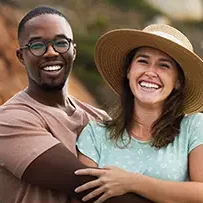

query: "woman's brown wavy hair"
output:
104 48 185 148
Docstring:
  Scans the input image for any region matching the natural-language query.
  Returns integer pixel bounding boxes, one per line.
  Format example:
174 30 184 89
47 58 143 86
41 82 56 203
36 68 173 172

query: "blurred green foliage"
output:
73 33 104 103
87 16 109 34
104 0 161 20
73 16 110 104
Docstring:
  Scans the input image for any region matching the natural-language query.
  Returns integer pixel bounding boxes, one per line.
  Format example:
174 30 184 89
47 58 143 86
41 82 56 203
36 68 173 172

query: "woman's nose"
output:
144 65 158 77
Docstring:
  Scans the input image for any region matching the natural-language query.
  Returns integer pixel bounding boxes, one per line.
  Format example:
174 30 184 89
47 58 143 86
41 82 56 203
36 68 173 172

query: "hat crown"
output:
143 24 193 52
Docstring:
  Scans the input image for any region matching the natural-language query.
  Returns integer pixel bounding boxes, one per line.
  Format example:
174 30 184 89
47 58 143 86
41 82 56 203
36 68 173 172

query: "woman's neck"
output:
129 103 162 141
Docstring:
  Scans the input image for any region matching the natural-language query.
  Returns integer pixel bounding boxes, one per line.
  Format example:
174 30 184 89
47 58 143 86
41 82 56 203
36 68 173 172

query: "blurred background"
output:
1 0 203 109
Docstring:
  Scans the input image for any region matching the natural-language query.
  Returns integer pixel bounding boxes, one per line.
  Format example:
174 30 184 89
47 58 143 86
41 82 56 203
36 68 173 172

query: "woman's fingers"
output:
94 192 110 203
75 179 100 193
81 186 104 202
75 168 104 177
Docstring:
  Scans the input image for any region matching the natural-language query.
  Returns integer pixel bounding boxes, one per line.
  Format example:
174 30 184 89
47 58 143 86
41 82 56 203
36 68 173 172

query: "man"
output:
0 6 152 203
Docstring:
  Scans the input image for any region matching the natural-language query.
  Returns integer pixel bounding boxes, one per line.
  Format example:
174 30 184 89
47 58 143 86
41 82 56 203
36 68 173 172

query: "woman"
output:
74 24 203 203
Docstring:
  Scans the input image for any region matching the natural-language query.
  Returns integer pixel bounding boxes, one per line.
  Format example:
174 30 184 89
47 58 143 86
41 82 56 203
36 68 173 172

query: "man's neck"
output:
25 85 68 108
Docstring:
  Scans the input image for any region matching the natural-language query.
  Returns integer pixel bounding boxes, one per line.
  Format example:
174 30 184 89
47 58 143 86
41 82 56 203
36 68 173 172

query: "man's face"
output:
17 14 76 91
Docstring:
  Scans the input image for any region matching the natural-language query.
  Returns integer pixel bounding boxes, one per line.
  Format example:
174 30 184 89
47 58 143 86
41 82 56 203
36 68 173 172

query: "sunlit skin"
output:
127 47 179 112
70 47 203 203
71 48 184 203
16 14 76 107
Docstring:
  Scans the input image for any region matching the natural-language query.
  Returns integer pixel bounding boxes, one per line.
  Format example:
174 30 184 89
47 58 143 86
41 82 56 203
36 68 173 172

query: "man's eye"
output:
55 40 69 47
30 42 44 49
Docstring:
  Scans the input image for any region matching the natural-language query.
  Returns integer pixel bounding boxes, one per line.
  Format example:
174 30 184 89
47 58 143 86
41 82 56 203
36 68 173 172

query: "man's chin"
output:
40 83 65 92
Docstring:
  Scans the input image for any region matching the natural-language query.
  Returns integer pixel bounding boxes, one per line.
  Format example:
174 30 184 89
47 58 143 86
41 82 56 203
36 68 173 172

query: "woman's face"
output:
127 47 179 109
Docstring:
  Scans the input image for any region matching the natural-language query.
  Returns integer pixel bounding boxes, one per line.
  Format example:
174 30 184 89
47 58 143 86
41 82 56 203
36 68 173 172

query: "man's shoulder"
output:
70 96 110 121
0 91 42 120
2 90 27 107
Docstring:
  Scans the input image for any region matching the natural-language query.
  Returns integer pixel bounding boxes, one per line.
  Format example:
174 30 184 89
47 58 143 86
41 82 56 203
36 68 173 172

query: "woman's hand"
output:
74 166 136 202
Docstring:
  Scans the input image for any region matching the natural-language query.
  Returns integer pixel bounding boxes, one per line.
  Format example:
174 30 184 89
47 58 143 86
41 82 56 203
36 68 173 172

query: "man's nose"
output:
43 44 59 57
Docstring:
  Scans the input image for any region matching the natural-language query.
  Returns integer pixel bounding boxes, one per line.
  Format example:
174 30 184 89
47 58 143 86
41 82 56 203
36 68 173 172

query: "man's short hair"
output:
18 6 68 43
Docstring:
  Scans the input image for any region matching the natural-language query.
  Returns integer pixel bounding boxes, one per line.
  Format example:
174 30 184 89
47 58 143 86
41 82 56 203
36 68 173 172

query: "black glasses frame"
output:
20 38 74 56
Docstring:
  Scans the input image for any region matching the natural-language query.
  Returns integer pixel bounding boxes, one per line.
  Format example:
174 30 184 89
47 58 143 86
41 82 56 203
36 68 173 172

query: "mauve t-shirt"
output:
0 90 107 203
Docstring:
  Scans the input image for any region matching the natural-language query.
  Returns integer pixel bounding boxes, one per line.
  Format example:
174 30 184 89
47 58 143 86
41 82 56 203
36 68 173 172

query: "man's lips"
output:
39 61 64 70
42 65 62 72
40 64 65 79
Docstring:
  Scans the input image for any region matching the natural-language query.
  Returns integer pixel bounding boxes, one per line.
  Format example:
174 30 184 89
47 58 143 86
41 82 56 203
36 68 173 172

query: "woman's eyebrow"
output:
159 58 174 65
135 54 150 59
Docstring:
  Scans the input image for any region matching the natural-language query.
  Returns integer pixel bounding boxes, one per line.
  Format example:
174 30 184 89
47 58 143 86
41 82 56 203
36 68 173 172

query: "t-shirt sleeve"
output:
188 113 203 153
0 108 60 179
76 121 103 164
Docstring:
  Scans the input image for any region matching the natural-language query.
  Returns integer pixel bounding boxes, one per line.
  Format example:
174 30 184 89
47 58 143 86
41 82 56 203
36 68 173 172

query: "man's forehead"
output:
25 14 70 29
22 14 73 41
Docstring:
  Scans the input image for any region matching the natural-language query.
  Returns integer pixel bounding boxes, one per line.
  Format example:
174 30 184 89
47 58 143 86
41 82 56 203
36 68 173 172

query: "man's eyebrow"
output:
28 35 71 43
55 34 68 39
28 37 42 43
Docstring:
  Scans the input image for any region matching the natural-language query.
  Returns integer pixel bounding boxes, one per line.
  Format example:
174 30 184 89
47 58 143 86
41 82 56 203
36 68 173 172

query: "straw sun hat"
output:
95 24 203 114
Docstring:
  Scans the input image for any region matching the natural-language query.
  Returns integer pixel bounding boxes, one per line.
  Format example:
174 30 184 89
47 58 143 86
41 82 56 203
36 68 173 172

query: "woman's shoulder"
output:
181 112 203 127
81 120 107 138
180 113 203 138
87 120 106 128
180 113 203 153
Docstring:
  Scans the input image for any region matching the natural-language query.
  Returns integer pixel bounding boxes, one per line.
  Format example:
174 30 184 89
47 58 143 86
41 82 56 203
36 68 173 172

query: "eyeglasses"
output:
20 38 74 56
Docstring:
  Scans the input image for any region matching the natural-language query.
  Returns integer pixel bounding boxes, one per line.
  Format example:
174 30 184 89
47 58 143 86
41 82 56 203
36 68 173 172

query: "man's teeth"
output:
43 65 62 71
140 81 159 89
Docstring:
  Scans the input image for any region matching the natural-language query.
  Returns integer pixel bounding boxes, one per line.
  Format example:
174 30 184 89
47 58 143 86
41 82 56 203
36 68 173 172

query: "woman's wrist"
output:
127 172 142 193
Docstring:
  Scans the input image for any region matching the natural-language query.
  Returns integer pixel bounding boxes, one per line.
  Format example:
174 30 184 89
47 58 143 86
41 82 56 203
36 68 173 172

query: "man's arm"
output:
22 143 153 203
0 108 152 203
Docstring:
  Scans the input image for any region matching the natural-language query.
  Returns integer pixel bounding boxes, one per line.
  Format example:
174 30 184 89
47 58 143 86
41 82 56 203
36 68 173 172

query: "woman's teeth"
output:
140 81 159 89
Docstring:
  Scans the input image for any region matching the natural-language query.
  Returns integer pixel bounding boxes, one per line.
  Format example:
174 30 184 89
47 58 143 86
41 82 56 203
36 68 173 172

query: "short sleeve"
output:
76 121 103 164
188 113 203 153
0 107 60 178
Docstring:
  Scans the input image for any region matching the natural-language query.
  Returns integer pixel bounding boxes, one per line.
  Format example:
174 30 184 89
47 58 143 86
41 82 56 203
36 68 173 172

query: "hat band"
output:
150 31 184 47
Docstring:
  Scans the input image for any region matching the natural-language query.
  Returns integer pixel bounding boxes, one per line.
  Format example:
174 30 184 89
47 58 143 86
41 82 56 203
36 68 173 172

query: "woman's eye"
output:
137 59 148 64
160 63 170 68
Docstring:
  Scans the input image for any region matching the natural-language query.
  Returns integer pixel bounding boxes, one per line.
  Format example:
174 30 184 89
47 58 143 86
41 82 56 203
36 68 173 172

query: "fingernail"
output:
74 171 78 174
74 188 78 192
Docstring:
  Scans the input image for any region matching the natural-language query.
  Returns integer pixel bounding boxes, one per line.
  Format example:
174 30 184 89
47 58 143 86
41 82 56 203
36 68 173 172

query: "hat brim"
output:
95 29 203 114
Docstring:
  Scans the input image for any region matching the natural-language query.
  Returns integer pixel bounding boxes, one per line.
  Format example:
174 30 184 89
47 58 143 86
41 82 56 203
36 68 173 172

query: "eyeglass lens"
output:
29 38 71 56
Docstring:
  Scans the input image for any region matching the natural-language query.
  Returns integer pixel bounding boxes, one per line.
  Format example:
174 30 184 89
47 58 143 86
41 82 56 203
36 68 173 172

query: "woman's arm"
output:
129 144 203 203
74 145 203 203
78 151 98 167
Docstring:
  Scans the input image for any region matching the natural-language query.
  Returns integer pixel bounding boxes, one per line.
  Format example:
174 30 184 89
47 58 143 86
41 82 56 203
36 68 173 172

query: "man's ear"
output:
73 43 77 61
16 48 25 65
